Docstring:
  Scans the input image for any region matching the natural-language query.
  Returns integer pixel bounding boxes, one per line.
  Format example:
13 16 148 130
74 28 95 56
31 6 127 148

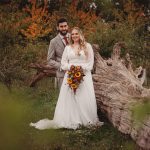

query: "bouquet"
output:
67 65 85 94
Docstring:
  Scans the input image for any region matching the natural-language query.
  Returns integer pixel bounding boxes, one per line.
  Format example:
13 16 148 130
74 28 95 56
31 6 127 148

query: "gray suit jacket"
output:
47 34 65 78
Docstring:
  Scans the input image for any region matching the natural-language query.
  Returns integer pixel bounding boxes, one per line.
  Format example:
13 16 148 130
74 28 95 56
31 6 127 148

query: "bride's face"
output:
71 29 80 43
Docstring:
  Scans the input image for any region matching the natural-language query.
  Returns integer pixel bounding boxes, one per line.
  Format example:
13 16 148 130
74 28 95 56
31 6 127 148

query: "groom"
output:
47 18 69 88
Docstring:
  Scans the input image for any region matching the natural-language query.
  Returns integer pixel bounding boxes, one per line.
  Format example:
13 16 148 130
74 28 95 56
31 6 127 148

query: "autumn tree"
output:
17 0 59 40
66 3 98 38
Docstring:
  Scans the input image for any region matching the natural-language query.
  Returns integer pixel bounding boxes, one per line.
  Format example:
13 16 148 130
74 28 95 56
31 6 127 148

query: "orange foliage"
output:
18 0 58 39
14 0 99 39
66 4 98 38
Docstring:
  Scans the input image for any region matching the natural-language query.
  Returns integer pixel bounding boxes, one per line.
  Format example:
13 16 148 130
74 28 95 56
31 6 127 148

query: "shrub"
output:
88 1 149 80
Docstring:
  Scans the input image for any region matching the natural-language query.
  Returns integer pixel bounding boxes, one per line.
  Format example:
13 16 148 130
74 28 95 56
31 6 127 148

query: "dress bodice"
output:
61 43 94 71
66 46 87 64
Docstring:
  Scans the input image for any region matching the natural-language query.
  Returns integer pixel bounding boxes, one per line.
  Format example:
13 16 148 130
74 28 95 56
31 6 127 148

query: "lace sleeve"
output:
81 43 94 71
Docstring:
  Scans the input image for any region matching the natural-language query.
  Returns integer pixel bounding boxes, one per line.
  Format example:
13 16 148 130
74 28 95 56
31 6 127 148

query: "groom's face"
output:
57 22 68 36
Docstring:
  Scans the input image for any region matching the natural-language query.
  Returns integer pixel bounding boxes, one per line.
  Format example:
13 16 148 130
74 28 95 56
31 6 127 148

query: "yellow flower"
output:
71 84 77 89
67 71 71 75
75 72 81 78
76 66 81 70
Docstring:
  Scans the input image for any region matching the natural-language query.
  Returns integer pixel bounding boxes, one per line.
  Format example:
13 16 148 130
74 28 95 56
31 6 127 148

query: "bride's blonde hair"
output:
69 27 88 57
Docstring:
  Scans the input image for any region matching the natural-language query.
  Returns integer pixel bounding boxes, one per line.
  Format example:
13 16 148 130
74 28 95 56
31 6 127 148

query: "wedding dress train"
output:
30 43 103 130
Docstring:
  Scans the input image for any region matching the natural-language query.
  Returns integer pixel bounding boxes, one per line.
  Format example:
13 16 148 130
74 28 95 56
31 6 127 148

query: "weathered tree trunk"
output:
92 43 150 150
28 63 56 87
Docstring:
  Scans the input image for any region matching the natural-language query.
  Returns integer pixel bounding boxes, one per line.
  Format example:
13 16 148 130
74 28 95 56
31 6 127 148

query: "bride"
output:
30 27 103 130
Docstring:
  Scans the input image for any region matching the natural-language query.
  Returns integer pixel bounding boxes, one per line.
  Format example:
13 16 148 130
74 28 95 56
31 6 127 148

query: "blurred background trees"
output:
0 0 149 86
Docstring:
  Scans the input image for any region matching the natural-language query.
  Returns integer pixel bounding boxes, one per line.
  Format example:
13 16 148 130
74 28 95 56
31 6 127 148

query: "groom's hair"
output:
57 18 68 26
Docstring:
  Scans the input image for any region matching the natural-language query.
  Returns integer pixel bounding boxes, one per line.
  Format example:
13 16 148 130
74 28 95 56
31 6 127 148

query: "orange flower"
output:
67 78 72 84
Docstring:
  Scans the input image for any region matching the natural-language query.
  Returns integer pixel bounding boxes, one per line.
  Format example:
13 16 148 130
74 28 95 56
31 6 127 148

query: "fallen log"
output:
92 43 150 150
28 63 56 87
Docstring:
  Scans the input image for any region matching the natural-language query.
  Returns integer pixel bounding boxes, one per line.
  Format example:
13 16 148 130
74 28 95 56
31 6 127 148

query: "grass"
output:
0 79 139 150
132 97 150 128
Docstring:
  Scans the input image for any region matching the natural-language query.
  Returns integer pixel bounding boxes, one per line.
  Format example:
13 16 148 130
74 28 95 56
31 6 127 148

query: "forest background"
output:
0 0 149 86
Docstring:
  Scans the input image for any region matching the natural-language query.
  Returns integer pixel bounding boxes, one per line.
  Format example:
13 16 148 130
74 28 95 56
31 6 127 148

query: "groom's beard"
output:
59 30 68 36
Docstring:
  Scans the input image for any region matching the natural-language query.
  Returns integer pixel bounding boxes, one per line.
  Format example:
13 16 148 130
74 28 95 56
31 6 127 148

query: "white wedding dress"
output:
30 43 103 130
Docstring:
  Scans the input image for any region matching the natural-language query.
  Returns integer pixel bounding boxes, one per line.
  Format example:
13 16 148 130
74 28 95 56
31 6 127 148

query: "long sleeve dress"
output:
30 43 102 130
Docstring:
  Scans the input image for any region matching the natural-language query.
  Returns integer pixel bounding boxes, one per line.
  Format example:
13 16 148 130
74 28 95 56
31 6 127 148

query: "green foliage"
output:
0 82 138 150
132 97 150 126
88 2 149 80
0 28 23 85
0 82 60 150
0 25 49 85
88 21 132 58
0 4 49 85
95 0 115 21
0 3 25 85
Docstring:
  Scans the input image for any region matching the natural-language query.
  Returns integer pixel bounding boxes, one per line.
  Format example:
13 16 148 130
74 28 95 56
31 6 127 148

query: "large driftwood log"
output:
92 43 150 150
